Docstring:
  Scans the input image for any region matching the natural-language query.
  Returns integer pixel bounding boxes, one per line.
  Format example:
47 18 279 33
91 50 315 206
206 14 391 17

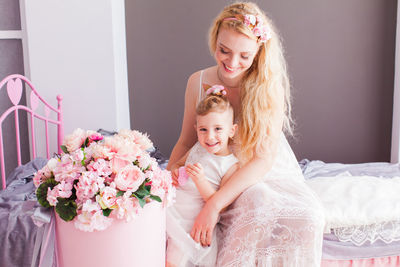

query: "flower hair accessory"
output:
224 14 272 43
206 84 227 96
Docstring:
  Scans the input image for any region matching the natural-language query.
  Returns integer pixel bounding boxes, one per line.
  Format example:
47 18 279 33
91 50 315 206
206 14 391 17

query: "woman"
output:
167 2 324 266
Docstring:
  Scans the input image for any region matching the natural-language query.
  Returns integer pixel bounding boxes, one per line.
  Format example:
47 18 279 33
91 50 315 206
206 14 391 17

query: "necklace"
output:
216 68 240 89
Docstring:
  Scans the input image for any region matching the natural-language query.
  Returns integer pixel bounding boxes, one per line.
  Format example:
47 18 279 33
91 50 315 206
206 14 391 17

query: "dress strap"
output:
198 70 204 105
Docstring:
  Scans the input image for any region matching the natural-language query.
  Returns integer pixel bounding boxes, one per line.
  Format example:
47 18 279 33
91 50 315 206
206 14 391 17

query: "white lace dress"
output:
216 135 325 267
188 70 325 266
167 142 238 267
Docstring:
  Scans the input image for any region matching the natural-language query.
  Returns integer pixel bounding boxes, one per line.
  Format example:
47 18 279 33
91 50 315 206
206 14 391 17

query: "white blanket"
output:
305 176 400 231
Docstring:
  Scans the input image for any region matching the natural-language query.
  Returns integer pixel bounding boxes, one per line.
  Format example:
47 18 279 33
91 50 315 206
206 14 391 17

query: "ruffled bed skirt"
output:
321 256 400 267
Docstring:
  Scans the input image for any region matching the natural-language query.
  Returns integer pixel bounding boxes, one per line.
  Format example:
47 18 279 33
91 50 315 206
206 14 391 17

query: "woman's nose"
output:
227 55 239 68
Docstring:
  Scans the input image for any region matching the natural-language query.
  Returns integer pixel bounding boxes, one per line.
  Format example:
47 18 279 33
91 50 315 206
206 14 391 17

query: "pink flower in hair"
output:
260 25 272 42
206 85 227 96
253 26 262 37
244 14 256 26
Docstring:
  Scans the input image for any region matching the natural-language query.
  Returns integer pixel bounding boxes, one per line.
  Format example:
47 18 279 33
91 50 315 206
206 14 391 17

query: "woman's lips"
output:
223 63 236 73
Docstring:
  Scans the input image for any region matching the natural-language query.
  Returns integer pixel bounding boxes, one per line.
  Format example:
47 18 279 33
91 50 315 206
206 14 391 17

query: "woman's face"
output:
214 27 260 83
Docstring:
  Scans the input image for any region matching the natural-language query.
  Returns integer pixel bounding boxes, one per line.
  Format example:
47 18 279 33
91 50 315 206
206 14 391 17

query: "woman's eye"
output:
199 128 207 132
220 48 228 54
241 55 249 60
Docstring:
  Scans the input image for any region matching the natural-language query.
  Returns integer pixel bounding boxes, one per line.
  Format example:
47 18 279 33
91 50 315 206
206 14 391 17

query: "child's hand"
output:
185 163 205 182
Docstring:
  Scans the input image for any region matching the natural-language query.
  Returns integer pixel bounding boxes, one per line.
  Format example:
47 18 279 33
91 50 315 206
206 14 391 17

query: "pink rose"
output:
114 165 145 191
74 200 113 232
137 152 155 170
63 128 87 152
115 195 141 221
88 132 103 142
111 157 131 173
97 186 117 209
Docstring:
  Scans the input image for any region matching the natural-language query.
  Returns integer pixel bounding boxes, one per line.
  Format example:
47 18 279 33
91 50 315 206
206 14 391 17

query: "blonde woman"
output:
167 2 324 266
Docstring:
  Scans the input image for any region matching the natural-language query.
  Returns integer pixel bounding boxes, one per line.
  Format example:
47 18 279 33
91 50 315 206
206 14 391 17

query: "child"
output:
166 85 239 267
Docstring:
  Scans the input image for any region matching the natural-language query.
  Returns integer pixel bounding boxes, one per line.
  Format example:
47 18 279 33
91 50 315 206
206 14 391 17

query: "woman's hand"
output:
170 166 179 187
190 199 220 246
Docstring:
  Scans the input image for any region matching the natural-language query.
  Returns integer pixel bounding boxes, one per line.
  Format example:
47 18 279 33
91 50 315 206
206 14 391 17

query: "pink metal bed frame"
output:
0 74 64 189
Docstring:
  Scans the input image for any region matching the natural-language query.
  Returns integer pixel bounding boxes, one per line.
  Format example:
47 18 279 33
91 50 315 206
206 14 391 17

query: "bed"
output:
1 73 399 267
301 159 400 266
0 74 64 267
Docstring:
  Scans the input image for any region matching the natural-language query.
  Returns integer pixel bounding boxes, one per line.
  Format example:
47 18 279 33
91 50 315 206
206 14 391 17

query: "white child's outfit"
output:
166 142 238 267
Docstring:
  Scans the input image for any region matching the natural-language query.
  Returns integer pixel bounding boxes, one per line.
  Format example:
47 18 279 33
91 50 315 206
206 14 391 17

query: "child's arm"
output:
185 163 216 201
186 162 239 202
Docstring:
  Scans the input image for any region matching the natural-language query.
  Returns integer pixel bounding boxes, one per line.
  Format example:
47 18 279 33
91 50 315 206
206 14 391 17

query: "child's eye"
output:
216 127 223 131
199 128 207 132
241 55 249 60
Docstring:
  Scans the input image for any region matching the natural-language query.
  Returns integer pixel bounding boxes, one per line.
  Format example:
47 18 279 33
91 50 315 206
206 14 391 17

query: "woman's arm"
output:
190 143 280 246
166 72 201 171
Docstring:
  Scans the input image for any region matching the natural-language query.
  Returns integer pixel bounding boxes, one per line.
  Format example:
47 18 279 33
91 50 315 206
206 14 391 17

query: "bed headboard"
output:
0 74 64 189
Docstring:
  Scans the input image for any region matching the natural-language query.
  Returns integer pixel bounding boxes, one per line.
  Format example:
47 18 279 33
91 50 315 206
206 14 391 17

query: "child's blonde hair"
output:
196 94 234 122
209 2 292 163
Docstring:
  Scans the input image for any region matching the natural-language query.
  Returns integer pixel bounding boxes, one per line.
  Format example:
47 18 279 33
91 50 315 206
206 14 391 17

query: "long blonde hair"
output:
209 2 292 163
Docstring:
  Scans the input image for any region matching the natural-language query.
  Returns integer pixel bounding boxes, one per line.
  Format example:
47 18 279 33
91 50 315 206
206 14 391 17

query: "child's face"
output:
195 110 237 156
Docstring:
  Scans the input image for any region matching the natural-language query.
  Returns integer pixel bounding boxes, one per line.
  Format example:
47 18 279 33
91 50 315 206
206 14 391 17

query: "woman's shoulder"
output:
187 66 217 85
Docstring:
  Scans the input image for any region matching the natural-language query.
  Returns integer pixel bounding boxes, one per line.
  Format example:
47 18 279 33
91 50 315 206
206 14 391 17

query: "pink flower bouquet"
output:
34 129 175 232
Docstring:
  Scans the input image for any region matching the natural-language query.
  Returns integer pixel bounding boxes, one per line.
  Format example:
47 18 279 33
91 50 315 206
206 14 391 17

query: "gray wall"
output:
0 0 29 179
125 0 397 163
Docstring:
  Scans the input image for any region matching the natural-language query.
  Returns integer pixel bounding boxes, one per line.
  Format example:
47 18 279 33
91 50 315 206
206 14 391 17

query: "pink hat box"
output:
55 201 166 267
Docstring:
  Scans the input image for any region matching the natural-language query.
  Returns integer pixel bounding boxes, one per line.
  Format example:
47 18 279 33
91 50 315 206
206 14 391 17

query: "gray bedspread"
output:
0 158 47 267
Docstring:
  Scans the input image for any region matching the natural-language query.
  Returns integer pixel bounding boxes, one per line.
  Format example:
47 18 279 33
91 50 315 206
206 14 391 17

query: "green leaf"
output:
138 198 146 208
135 187 149 198
102 208 112 217
149 195 162 202
36 178 59 208
60 145 69 154
116 190 125 197
55 198 77 221
81 137 89 148
80 148 87 166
